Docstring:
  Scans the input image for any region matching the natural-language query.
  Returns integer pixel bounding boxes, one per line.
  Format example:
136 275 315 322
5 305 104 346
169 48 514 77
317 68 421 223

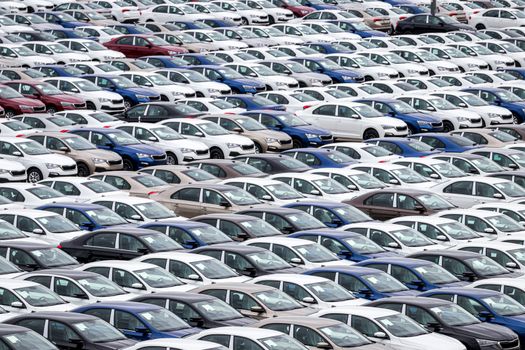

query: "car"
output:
117 72 196 103
258 60 331 87
191 283 316 319
304 168 388 197
409 133 482 153
366 138 442 157
432 73 489 88
54 110 124 128
135 251 250 285
190 159 266 179
188 65 265 94
78 260 194 294
103 35 188 58
305 266 418 300
285 201 372 227
420 45 490 72
469 147 525 170
242 236 353 268
0 85 45 118
12 114 77 132
429 153 506 175
118 103 204 123
22 41 91 65
183 30 248 51
73 301 200 340
216 94 286 111
367 296 521 350
281 148 356 169
392 157 467 181
89 196 178 224
0 44 56 68
395 14 474 34
0 183 74 208
56 39 125 61
70 128 167 171
462 87 525 124
453 241 525 272
0 324 61 349
489 124 525 141
473 202 525 225
220 177 306 205
453 129 520 148
233 153 311 174
138 165 219 185
154 68 231 98
348 162 432 188
289 57 364 83
45 28 98 41
88 171 170 197
237 206 326 233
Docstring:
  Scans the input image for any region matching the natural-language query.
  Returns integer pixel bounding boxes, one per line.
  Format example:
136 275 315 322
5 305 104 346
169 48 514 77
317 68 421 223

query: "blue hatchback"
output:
189 65 264 94
34 12 88 28
421 287 525 345
305 42 353 54
240 110 333 148
365 137 442 157
44 28 97 41
356 257 470 291
290 57 364 83
69 128 166 170
34 65 84 77
408 133 482 152
282 148 357 168
37 202 131 231
462 87 525 124
285 201 372 228
176 54 227 66
139 56 190 68
328 20 387 38
305 266 420 300
73 302 201 340
139 220 233 249
504 68 525 80
109 24 154 35
218 95 286 111
82 74 160 108
169 21 212 30
289 229 397 262
357 98 444 134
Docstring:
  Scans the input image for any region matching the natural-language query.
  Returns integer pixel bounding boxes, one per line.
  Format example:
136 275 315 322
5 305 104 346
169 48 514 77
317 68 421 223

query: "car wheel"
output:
364 76 373 81
210 147 224 159
407 125 416 135
513 113 521 124
160 95 169 101
443 120 454 132
166 152 178 165
428 70 435 76
27 168 42 183
254 142 263 153
241 17 249 25
475 24 485 30
363 129 379 140
46 105 57 114
123 98 133 110
77 163 90 177
122 158 134 171
269 16 275 24
4 109 15 118
86 102 96 110
196 92 204 97
292 138 303 148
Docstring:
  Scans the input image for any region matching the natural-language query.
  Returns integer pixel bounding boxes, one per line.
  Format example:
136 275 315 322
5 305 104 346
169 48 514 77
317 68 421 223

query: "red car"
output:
5 80 86 114
273 0 314 17
103 34 189 58
0 85 45 118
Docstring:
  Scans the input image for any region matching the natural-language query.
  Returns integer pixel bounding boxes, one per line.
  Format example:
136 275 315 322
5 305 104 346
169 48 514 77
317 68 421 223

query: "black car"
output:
368 296 520 350
132 292 257 328
233 153 312 174
237 207 326 234
6 312 136 350
0 241 79 271
395 14 475 34
59 228 183 263
487 170 525 189
192 213 282 241
117 102 204 123
408 250 524 282
191 243 304 277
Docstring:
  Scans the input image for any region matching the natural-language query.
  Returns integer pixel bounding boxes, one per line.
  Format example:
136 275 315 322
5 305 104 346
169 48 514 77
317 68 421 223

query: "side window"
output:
406 306 438 326
230 291 258 310
233 337 264 350
443 181 473 195
293 326 324 347
114 310 145 330
391 265 420 284
86 233 117 248
112 269 142 289
54 278 86 298
351 316 383 338
504 286 525 305
172 188 200 201
457 296 487 316
200 289 227 301
200 335 230 348
12 319 45 335
282 282 312 302
338 274 368 292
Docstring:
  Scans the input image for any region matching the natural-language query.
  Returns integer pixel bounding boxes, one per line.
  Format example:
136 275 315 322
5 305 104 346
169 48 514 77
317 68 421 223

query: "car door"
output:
83 232 119 261
440 180 476 207
358 192 396 220
167 187 204 218
202 188 232 215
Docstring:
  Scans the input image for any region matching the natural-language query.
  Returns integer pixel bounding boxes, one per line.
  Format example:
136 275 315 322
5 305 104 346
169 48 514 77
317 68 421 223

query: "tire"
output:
475 24 485 30
363 128 379 140
443 120 454 132
292 138 303 148
364 76 373 81
210 147 224 159
27 168 42 183
459 67 465 73
46 105 57 114
196 92 204 97
123 98 133 110
407 125 416 135
398 72 405 78
166 152 178 165
122 158 135 171
516 61 522 68
241 17 249 25
4 109 15 118
269 16 275 25
86 102 96 110
160 95 169 101
513 113 521 124
298 81 307 88
265 85 273 91
77 163 90 177
254 142 263 154
428 70 435 76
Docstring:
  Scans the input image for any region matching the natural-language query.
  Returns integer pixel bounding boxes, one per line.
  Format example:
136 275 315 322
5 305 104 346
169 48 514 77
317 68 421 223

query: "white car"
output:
347 162 432 188
244 27 305 46
469 278 525 301
220 177 306 205
474 202 525 224
212 0 269 25
341 222 443 255
142 4 213 23
115 123 209 164
0 118 36 137
0 44 55 67
6 13 60 30
210 50 260 63
477 40 525 67
54 110 125 128
78 260 195 294
238 0 293 23
358 50 429 77
159 118 255 159
433 73 489 88
453 241 525 271
0 137 77 182
396 34 441 46
297 101 408 141
184 30 249 51
430 91 513 126
391 157 467 182
21 41 90 64
435 208 525 239
430 176 525 208
136 251 251 285
321 142 401 163
0 183 75 208
154 69 231 98
243 236 353 268
293 87 354 102
56 39 125 61
327 83 385 98
391 48 461 75
75 25 124 43
117 72 196 103
314 306 467 350
420 45 490 72
67 61 124 75
0 16 32 32
91 1 141 22
13 114 77 132
256 91 320 113
18 269 133 305
469 8 525 29
38 177 128 200
124 339 229 350
272 24 333 43
306 167 389 195
365 81 418 96
326 53 400 80
225 62 299 91
0 279 73 314
177 98 244 114
89 196 178 223
302 21 361 41
397 76 455 92
428 153 506 176
389 216 488 246
187 2 243 24
448 42 515 70
0 209 86 244
42 77 125 114
250 274 365 308
241 47 294 60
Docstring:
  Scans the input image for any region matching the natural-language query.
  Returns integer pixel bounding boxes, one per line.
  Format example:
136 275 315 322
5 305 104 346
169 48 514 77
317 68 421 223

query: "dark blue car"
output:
175 54 227 66
329 20 387 38
282 148 356 168
409 133 482 152
503 68 525 80
290 57 364 83
139 56 190 68
305 266 420 300
289 229 396 262
357 98 444 134
189 65 264 94
82 74 160 108
462 87 525 124
34 12 89 28
73 302 201 340
218 94 286 111
240 110 333 147
33 65 84 77
169 21 212 30
37 202 131 231
139 220 233 249
44 28 97 41
285 202 372 227
69 128 167 170
365 137 442 157
109 24 154 35
421 288 525 345
394 4 429 13
197 18 238 28
304 42 353 54
298 0 337 9
356 257 470 291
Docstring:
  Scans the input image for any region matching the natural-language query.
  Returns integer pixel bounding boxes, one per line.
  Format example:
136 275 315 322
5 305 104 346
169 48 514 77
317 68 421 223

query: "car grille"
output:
321 80 331 85
432 122 443 127
242 144 255 150
112 99 123 104
502 114 513 120
255 86 266 92
185 93 196 98
74 103 86 108
288 83 299 88
152 154 166 160
10 170 25 176
506 62 515 66
196 150 209 155
389 73 399 78
61 165 76 171
500 339 520 349
108 160 122 165
280 139 292 145
396 126 408 131
419 71 428 75
33 106 45 112
45 5 53 9
149 96 160 101
221 89 231 94
479 64 489 70
320 135 332 140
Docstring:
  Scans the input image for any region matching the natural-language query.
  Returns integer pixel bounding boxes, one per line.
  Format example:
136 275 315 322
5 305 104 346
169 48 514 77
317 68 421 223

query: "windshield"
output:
199 121 229 136
230 163 263 176
222 188 260 205
471 157 504 172
391 229 435 247
73 319 126 343
428 98 457 110
432 162 465 178
132 175 167 188
255 289 303 311
360 145 392 157
16 141 50 155
431 304 479 326
86 208 128 226
77 275 125 297
0 86 22 99
135 267 184 287
246 251 290 271
437 222 481 240
72 80 101 92
217 67 244 79
63 136 96 150
190 258 237 279
48 117 75 127
240 219 282 237
491 131 518 142
259 335 307 350
135 202 173 219
2 331 56 350
26 187 63 200
0 221 25 240
483 295 525 316
294 243 337 263
415 264 459 284
35 216 80 234
312 178 349 194
494 181 525 197
486 214 524 232
106 131 140 146
331 205 370 222
349 172 386 189
2 120 32 131
275 113 308 126
362 272 408 292
193 299 243 321
285 212 324 229
496 90 522 102
416 194 454 210
320 324 371 347
15 285 64 306
377 314 428 337
188 225 231 244
90 112 118 122
139 308 188 331
344 235 384 254
466 256 509 276
234 117 266 131
391 167 428 183
182 169 217 182
305 281 355 302
143 233 180 251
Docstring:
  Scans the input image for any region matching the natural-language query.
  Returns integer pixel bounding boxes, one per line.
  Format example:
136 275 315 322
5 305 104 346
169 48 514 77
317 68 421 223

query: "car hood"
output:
165 327 201 338
35 303 74 312
246 129 289 139
158 139 208 151
232 78 264 87
221 134 253 146
151 284 196 293
330 69 362 77
454 322 518 341
121 143 165 155
214 276 252 283
82 148 122 161
313 259 354 267
50 94 85 103
375 116 408 128
326 298 367 308
124 87 159 96
220 317 258 327
435 280 470 288
291 124 331 135
272 266 305 274
367 251 400 259
406 112 442 122
97 338 137 350
280 307 318 317
97 293 135 303
8 97 44 107
399 333 464 350
32 154 76 166
387 289 421 297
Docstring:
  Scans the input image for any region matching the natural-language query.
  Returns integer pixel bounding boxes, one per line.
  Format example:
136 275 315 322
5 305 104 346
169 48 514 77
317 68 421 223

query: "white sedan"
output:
0 279 72 314
38 177 128 201
89 196 179 223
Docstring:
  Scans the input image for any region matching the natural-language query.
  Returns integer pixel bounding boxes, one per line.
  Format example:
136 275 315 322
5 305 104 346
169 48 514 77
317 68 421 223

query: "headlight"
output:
171 91 184 96
266 137 278 143
495 60 505 64
381 124 395 129
417 121 431 126
407 69 418 74
91 158 106 164
98 98 110 102
309 79 321 84
60 102 74 107
377 72 388 77
46 163 60 169
276 82 288 86
437 66 448 71
208 88 220 93
135 94 148 100
136 153 150 158
249 14 258 17
19 105 32 110
476 339 499 347
180 148 193 153
227 143 240 148
487 113 500 118
301 9 308 13
467 63 478 68
0 169 7 174
242 85 255 89
457 116 469 121
305 133 318 139
341 75 354 80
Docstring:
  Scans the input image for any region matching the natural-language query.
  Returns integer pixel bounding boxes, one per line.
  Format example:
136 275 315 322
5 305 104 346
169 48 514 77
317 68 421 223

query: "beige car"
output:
451 128 520 148
150 183 265 218
140 165 220 184
348 9 391 31
192 283 317 319
89 171 172 197
200 114 293 153
26 132 123 176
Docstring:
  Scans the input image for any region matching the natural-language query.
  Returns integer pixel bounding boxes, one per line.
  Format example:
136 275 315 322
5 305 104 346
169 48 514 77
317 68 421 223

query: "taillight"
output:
303 105 312 109
450 11 457 15
60 129 69 133
148 191 158 196
15 134 24 137
103 125 111 128
379 160 387 163
121 9 129 12
57 244 62 249
372 17 381 22
473 10 480 13
399 16 406 20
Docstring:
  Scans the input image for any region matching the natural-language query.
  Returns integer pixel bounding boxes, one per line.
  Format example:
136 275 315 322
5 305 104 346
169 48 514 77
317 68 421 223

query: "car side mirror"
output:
12 151 22 156
373 331 387 339
509 163 519 169
411 279 426 290
220 200 231 208
232 127 242 133
426 106 436 111
195 131 204 137
130 214 142 221
148 136 157 142
242 266 257 277
32 228 44 235
69 339 83 349
389 179 400 185
414 204 425 213
347 184 358 190
462 271 477 281
10 301 23 308
104 142 114 148
189 317 204 327
429 173 440 179
310 189 321 195
436 235 447 241
426 322 442 332
187 273 200 280
495 99 502 105
484 227 495 233
261 194 272 201
387 242 400 249
458 102 467 108
478 310 494 320
493 193 504 199
131 282 144 289
135 326 150 334
250 305 264 313
290 257 303 265
316 342 332 349
70 88 79 93
302 296 315 304
506 262 518 269
58 146 69 152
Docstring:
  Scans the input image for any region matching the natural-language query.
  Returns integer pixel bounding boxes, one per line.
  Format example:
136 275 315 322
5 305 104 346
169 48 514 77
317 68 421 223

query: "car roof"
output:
307 266 386 275
38 202 107 210
423 287 500 297
253 273 328 283
135 292 214 303
258 316 340 328
23 269 101 279
9 311 97 322
197 282 274 292
193 213 260 221
373 296 452 307
0 324 36 335
78 301 162 311
360 257 433 267
410 249 483 258
82 260 156 270
193 243 265 253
